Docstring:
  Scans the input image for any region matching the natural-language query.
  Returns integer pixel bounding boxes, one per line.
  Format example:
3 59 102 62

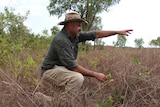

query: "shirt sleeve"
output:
78 31 96 42
55 40 78 70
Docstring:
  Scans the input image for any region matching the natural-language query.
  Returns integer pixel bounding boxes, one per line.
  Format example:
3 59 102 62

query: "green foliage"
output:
138 71 151 77
150 36 160 47
33 78 39 86
0 7 29 66
96 102 106 107
150 39 158 46
91 16 103 30
106 73 112 79
48 0 120 17
157 37 160 46
12 55 36 80
117 95 125 103
131 58 141 66
78 42 92 51
26 56 36 67
107 95 114 106
24 34 53 50
0 7 30 41
91 57 100 70
96 95 114 107
134 38 144 48
113 35 127 47
51 26 60 36
113 88 125 104
0 7 53 82
106 73 114 82
42 29 50 37
94 38 105 50
47 0 120 31
131 58 151 78
0 34 23 65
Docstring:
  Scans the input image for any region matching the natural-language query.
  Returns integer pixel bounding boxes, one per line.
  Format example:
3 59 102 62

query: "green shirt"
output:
41 27 96 75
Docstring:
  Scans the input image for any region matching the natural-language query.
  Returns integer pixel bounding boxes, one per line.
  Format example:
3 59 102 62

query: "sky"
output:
0 0 160 47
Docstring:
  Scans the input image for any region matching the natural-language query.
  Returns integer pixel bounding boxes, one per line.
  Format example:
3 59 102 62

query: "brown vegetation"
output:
1 47 160 107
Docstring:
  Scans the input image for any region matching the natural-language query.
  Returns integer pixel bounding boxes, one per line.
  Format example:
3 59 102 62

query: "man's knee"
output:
73 73 84 85
71 73 84 88
65 73 84 92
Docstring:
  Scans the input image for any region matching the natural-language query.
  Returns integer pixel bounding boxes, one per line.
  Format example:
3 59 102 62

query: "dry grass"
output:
0 47 160 107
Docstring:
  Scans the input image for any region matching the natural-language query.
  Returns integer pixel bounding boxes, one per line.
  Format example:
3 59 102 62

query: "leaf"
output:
106 73 112 80
131 58 141 65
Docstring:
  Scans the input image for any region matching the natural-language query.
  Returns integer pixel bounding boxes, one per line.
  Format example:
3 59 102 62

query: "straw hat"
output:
58 11 88 25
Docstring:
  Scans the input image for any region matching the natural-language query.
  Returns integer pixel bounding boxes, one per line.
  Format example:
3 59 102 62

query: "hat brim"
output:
58 19 88 25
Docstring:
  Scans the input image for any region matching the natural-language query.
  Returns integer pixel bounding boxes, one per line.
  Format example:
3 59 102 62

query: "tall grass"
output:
0 47 160 107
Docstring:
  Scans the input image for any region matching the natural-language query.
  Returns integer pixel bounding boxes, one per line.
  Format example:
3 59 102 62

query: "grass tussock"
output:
1 47 160 107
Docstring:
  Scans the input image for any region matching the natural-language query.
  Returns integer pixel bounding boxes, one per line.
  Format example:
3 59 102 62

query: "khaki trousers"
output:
41 65 84 93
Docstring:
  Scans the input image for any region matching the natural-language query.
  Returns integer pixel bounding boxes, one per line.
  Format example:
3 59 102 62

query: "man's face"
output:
69 21 82 36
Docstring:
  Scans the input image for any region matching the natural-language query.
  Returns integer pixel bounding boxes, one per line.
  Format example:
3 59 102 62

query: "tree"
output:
134 38 144 48
157 37 160 47
47 0 120 31
113 34 127 47
0 7 52 56
0 7 30 41
150 37 160 47
0 7 30 65
94 38 105 50
150 39 158 46
42 29 50 37
51 26 60 36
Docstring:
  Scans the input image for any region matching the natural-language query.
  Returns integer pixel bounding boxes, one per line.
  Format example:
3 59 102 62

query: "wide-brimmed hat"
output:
58 11 88 25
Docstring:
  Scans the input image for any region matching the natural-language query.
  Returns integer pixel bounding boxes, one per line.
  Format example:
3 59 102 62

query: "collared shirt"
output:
41 27 96 75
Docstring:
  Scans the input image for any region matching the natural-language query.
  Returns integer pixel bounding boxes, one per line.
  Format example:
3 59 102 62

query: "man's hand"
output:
95 72 107 83
118 29 133 36
96 29 133 38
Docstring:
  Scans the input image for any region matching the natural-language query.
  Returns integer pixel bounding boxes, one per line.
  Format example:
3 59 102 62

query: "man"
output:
41 11 133 93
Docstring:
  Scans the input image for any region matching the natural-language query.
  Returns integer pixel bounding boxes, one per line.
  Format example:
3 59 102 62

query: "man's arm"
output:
96 29 133 38
72 65 107 83
71 29 133 82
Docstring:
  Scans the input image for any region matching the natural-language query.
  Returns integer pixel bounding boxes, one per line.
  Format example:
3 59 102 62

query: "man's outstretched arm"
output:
96 29 133 38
